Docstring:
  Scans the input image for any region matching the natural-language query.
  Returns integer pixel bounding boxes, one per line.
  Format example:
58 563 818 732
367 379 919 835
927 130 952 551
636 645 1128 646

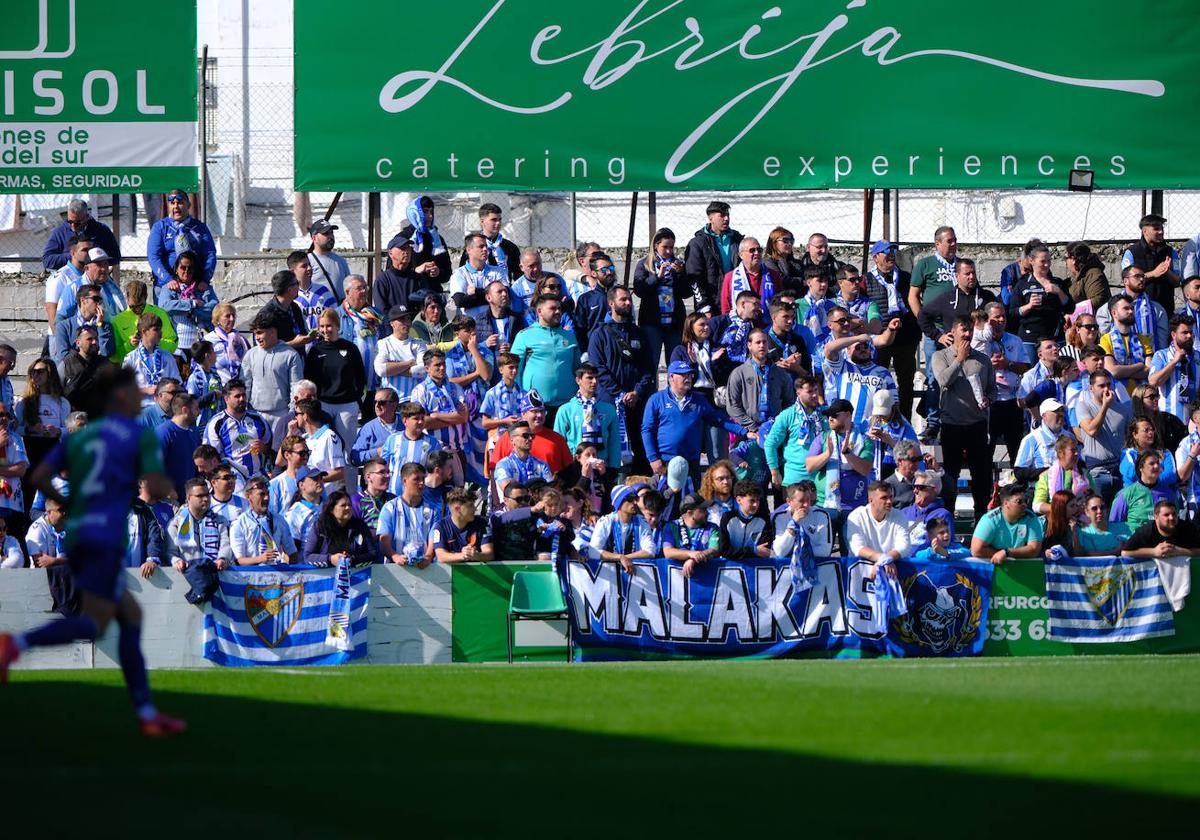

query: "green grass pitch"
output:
3 656 1198 836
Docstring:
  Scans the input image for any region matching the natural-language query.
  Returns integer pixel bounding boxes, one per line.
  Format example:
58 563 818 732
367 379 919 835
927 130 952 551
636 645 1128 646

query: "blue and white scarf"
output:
730 263 775 317
577 392 603 443
719 316 752 363
1133 294 1159 345
406 196 446 256
487 234 509 274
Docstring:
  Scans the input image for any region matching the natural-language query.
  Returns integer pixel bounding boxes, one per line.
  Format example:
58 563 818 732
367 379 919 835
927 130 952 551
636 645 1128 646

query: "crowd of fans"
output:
6 191 1200 603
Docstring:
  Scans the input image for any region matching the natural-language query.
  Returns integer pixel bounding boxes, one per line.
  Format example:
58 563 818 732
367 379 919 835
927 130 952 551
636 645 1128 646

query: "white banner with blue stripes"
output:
203 562 371 666
1045 552 1174 643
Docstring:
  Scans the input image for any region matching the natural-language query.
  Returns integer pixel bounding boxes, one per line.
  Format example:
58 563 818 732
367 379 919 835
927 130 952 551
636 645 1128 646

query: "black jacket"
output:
917 285 997 340
1007 276 1075 343
256 298 307 344
684 226 743 312
1126 237 1179 312
864 267 921 345
459 235 522 280
373 266 441 328
473 307 524 353
632 258 687 332
399 223 454 282
303 518 381 566
59 350 117 417
304 339 366 404
590 319 656 403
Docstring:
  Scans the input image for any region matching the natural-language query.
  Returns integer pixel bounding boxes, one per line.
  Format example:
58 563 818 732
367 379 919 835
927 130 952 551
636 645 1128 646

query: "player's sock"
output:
117 621 153 712
21 614 98 649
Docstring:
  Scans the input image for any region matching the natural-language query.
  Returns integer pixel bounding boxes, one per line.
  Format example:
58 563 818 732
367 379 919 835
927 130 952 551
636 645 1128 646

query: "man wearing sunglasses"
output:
573 252 620 358
718 238 777 318
147 189 217 288
42 198 120 272
53 284 114 364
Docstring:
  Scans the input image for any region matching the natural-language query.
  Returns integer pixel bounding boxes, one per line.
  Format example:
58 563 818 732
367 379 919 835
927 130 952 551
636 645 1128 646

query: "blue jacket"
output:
52 316 115 363
574 287 608 356
147 216 217 286
42 217 120 271
641 389 742 463
589 318 655 403
155 420 201 502
351 417 398 466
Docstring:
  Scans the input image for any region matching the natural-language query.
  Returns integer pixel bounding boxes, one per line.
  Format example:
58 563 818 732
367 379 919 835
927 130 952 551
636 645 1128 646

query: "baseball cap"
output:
822 398 854 417
1040 398 1065 414
387 304 411 322
1139 213 1166 228
296 466 326 482
84 247 112 265
386 233 412 251
870 239 896 256
667 360 696 377
611 485 638 510
309 219 339 235
679 492 713 514
871 390 895 416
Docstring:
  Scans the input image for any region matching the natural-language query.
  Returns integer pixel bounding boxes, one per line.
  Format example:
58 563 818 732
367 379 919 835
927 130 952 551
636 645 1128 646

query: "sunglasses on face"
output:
68 219 86 228
829 318 848 326
1077 322 1097 329
513 433 533 439
596 266 616 275
745 248 762 254
779 237 794 244
167 194 188 204
375 399 397 406
290 449 310 456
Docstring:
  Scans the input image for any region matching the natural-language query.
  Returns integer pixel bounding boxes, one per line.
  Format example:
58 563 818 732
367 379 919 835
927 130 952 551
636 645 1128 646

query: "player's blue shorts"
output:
67 543 126 603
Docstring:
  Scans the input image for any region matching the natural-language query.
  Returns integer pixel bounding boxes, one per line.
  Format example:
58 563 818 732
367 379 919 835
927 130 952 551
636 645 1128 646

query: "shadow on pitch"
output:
1 680 1195 837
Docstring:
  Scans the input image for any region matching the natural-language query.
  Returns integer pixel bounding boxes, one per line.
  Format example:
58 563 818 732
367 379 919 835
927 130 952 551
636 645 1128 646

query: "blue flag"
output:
204 564 371 666
888 556 994 657
1044 551 1174 643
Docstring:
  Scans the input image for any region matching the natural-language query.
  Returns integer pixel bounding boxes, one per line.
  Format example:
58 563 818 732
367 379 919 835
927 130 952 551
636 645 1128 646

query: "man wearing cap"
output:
684 201 743 314
57 246 127 327
53 284 115 364
452 232 509 321
864 389 919 478
308 219 351 301
374 305 427 400
510 293 581 410
1014 398 1074 481
375 234 439 317
43 198 120 271
932 315 997 520
489 391 573 476
807 399 874 521
642 361 746 483
1123 213 1180 313
591 485 656 574
147 189 217 287
765 373 826 490
663 493 721 577
865 243 918 417
255 270 313 351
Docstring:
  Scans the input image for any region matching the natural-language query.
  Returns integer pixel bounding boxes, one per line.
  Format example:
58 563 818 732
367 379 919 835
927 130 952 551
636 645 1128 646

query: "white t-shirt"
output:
306 424 347 488
0 535 25 568
846 506 912 560
15 395 72 437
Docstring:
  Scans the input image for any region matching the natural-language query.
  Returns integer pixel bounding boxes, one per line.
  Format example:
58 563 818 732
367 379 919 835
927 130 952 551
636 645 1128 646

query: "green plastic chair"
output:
507 570 573 663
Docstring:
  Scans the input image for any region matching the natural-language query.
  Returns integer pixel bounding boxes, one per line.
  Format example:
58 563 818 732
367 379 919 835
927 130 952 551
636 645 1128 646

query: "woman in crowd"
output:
561 486 596 557
157 250 219 357
633 228 687 374
303 489 380 566
1120 416 1179 492
1074 492 1130 556
671 312 733 462
1111 449 1178 531
761 227 804 293
205 302 248 385
16 359 70 517
1042 489 1084 557
1033 436 1096 514
698 459 738 525
555 441 605 513
1064 241 1110 313
411 294 454 344
1131 383 1187 455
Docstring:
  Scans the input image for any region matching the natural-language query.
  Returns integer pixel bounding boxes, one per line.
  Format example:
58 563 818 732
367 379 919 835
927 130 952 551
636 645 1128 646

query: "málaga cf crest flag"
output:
203 561 371 666
1044 551 1174 643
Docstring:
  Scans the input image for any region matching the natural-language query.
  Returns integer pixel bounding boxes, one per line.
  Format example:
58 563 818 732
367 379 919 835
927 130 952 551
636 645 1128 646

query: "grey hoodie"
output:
242 341 302 414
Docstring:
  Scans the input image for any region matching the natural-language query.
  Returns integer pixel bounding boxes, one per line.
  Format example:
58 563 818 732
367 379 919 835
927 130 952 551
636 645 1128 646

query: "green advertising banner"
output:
0 0 198 194
294 0 1200 193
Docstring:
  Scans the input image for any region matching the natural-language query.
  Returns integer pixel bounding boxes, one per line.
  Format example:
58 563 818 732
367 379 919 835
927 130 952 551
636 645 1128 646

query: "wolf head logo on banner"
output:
893 572 982 654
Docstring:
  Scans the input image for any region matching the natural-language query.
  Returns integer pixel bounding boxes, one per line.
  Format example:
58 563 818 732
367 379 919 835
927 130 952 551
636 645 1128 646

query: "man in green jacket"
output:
510 293 580 410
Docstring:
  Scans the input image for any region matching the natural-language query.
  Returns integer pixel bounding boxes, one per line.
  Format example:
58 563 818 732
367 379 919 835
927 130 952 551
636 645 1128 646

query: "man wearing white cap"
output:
52 247 127 355
864 388 919 478
1013 398 1075 482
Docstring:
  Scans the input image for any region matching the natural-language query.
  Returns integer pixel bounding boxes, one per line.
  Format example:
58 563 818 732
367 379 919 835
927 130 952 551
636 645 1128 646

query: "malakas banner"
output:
564 555 994 660
294 0 1200 192
0 0 198 193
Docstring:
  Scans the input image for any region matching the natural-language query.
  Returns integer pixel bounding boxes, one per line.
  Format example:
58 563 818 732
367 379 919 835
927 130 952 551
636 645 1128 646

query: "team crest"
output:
1083 562 1135 626
892 571 982 654
245 582 304 648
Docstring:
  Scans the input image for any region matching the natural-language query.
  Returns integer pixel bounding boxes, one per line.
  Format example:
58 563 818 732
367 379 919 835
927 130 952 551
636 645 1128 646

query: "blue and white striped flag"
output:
203 564 371 666
1044 550 1174 643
